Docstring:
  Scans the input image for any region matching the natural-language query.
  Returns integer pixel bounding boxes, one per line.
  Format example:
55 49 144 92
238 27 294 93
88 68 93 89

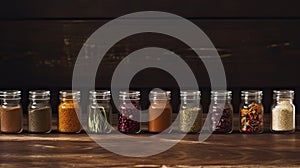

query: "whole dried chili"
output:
209 90 233 133
240 102 263 133
240 90 264 133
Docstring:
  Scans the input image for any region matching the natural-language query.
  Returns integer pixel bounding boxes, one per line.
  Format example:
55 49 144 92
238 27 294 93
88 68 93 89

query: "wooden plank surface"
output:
0 114 299 167
0 20 299 88
1 0 300 19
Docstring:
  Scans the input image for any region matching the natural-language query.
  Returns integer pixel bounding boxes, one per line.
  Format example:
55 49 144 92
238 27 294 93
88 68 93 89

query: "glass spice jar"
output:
209 90 233 133
149 90 172 133
28 90 52 133
58 90 81 133
118 90 141 134
88 90 112 133
179 90 202 133
0 90 23 133
271 90 295 133
240 90 264 133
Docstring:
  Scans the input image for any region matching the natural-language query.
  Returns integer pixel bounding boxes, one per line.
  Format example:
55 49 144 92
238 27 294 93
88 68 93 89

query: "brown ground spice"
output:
0 105 23 133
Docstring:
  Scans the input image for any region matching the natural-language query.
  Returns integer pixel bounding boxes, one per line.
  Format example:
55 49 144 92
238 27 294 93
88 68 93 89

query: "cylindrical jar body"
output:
118 91 141 134
271 90 295 133
179 91 202 133
240 90 264 133
88 90 112 133
0 90 23 133
209 90 233 133
58 90 81 133
28 90 52 133
149 90 172 133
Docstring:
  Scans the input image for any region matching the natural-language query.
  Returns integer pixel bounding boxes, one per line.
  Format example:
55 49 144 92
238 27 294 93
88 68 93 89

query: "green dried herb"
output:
88 105 112 133
180 107 202 133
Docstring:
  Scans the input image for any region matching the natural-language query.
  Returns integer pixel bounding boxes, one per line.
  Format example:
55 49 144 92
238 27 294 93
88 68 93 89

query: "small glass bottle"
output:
240 90 264 133
0 90 23 133
118 90 141 134
209 90 233 133
88 90 112 133
179 90 202 133
28 90 52 133
149 90 172 133
271 90 295 133
58 90 81 133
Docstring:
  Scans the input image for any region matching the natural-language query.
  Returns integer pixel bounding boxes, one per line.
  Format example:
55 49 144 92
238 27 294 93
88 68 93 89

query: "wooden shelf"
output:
0 114 299 167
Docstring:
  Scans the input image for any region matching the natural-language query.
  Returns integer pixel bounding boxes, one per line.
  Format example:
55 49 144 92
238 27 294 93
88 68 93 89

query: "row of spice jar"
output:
0 89 295 134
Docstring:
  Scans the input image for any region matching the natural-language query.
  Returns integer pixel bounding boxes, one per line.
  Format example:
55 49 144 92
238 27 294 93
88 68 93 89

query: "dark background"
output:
0 0 300 114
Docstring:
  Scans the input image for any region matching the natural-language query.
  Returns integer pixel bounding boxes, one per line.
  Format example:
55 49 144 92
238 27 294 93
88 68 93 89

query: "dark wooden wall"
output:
0 0 300 113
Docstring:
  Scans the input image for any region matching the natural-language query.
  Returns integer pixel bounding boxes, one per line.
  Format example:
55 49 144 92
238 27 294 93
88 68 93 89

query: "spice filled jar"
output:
88 90 112 133
240 90 264 133
118 91 141 134
179 91 202 133
0 90 23 133
28 90 52 133
271 90 295 133
58 90 81 133
149 90 172 133
209 90 233 133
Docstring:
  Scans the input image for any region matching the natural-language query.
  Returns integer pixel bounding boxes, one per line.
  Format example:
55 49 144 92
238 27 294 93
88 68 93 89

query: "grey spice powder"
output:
28 106 52 133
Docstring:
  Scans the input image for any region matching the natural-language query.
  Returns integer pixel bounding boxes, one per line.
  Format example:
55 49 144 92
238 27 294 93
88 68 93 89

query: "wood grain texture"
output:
0 115 299 167
1 0 300 19
0 20 299 88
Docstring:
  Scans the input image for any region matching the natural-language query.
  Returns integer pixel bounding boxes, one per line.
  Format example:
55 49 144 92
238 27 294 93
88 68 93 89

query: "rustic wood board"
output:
0 20 299 88
1 0 300 19
0 131 299 167
0 115 299 167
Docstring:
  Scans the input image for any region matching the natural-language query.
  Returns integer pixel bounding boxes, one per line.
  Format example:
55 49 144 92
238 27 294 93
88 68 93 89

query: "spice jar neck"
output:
274 98 293 104
120 99 140 106
211 98 231 105
91 99 110 105
30 99 50 104
181 98 200 105
241 98 262 105
1 99 21 107
151 99 171 104
60 99 80 104
273 90 294 101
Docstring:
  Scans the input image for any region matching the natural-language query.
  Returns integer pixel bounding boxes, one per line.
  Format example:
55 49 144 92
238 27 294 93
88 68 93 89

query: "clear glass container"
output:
271 90 295 133
118 90 141 134
28 90 52 133
149 90 172 133
58 90 81 133
88 90 112 133
209 90 233 133
179 90 202 133
0 90 23 133
240 90 264 133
